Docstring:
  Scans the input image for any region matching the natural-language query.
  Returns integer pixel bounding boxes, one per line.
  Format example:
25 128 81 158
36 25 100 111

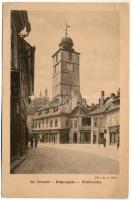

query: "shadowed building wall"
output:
11 10 35 165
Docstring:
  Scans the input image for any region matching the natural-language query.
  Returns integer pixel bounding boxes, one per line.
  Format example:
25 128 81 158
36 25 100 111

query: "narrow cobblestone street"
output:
13 144 119 174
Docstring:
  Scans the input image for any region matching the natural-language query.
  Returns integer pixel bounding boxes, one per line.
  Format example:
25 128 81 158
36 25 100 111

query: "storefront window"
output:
80 132 91 144
110 133 118 145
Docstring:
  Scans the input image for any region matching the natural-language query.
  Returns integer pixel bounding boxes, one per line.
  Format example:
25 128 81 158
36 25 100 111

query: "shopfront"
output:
80 131 91 144
60 129 69 144
109 126 119 146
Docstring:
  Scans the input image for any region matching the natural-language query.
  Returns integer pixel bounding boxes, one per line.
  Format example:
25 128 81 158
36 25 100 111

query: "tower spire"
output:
65 23 70 37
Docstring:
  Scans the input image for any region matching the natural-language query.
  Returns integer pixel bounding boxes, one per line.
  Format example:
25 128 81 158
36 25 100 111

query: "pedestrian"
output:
35 136 39 148
30 136 34 149
117 137 119 149
103 138 106 148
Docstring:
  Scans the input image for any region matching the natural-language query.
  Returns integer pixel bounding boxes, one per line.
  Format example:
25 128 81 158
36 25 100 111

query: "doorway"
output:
73 132 77 143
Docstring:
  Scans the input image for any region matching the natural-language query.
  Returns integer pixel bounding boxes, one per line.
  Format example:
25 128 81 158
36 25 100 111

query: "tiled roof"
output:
91 96 120 115
70 105 90 116
37 96 71 111
91 106 106 114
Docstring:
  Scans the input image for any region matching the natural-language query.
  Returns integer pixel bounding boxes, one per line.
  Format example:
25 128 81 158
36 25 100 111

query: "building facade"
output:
11 11 35 163
91 91 120 146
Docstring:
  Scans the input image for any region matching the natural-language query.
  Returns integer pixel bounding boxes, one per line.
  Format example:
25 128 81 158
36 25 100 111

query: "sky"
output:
25 10 120 105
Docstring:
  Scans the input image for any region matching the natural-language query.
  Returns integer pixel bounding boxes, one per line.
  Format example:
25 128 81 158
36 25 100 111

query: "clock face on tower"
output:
66 63 74 72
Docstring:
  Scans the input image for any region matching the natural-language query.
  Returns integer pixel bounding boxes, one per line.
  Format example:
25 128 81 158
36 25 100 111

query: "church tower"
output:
52 25 80 100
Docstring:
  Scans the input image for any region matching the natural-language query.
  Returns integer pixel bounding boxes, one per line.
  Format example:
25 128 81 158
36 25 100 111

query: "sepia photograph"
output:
10 8 120 175
2 3 129 198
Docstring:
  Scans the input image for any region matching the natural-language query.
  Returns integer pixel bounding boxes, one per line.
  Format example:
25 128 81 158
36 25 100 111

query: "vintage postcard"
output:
2 3 129 198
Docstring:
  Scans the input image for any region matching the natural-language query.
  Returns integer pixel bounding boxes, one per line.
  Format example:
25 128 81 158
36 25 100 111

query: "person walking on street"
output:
117 136 119 149
30 136 34 149
104 138 106 148
35 136 39 148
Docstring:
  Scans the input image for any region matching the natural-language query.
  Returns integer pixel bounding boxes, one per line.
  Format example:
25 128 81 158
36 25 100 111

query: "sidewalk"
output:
40 143 119 161
10 155 26 173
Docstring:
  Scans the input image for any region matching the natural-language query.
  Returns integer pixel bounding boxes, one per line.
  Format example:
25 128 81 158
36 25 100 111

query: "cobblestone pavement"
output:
13 144 119 174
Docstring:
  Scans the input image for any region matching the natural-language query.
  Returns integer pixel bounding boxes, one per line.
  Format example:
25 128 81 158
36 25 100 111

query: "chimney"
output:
111 93 115 98
101 91 104 98
117 88 120 97
91 103 94 107
82 98 87 107
100 91 105 107
99 98 101 107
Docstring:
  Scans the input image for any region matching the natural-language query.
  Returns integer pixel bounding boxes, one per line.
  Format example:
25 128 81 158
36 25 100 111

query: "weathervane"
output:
65 23 70 36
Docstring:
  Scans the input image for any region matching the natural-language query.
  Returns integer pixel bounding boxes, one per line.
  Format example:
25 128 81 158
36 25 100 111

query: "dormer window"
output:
38 111 42 116
53 107 58 112
45 109 49 114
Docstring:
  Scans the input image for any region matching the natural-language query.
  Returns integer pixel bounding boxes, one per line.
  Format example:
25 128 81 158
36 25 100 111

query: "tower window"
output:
69 52 72 61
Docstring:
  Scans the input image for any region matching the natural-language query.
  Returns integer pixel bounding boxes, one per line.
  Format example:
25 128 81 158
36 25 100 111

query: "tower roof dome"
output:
59 36 74 51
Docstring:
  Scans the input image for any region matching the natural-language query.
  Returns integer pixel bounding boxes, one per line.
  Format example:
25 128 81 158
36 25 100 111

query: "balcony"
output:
79 125 91 131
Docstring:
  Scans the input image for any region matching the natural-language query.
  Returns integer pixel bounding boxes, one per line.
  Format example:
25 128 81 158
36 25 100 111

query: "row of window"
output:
38 107 59 116
33 119 72 129
33 118 59 129
70 118 91 129
33 118 91 129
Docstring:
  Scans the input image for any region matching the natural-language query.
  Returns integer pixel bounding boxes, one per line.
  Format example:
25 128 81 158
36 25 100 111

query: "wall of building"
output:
61 50 79 64
91 108 119 146
11 11 35 163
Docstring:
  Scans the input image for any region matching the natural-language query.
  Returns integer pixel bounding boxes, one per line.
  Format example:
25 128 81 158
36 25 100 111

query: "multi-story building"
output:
11 11 35 164
91 90 120 146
